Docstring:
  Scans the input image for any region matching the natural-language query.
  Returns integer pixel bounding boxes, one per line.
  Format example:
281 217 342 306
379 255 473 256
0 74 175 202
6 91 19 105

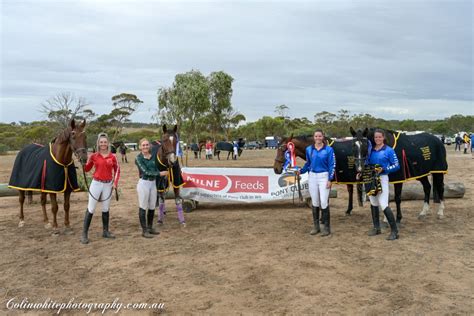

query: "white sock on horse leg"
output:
437 201 445 219
420 202 430 216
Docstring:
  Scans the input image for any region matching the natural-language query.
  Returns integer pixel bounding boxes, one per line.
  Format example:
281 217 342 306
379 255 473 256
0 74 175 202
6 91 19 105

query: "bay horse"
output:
191 140 206 159
151 124 186 227
273 135 363 214
350 127 447 221
9 119 88 234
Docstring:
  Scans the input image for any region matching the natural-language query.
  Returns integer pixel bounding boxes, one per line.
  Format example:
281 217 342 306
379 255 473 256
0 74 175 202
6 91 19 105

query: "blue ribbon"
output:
176 134 183 157
283 150 291 171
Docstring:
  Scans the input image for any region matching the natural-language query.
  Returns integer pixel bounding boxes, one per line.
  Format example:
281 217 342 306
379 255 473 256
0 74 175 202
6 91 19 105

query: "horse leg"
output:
346 184 353 215
18 191 26 227
157 193 166 225
418 176 431 219
63 190 73 235
174 189 186 227
27 191 33 204
227 152 231 160
50 193 59 235
40 192 51 229
356 183 364 207
433 173 445 219
394 183 403 225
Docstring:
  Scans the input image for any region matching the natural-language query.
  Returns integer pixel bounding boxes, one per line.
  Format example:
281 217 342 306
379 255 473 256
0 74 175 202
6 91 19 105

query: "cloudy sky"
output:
1 0 472 123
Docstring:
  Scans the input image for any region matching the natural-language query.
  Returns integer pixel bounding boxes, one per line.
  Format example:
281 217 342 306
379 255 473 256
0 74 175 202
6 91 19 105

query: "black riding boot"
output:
383 206 399 240
310 206 321 235
321 207 331 237
80 210 93 244
368 205 381 236
102 211 115 239
139 208 153 238
147 209 160 235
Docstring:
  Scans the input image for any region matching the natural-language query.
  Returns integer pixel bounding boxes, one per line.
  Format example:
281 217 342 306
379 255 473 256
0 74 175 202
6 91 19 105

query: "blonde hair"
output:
139 138 149 147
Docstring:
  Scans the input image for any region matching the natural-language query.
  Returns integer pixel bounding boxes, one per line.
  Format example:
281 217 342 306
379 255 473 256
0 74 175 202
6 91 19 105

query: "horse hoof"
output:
345 211 352 216
437 215 444 220
418 214 426 220
18 220 25 228
44 223 52 229
64 228 74 235
51 231 60 236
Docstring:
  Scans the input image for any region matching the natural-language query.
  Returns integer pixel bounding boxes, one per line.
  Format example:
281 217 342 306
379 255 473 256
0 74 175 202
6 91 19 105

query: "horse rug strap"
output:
362 165 382 196
9 143 79 193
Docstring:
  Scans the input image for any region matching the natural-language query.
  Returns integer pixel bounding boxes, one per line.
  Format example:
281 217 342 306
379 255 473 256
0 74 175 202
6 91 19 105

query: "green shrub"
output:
0 143 9 155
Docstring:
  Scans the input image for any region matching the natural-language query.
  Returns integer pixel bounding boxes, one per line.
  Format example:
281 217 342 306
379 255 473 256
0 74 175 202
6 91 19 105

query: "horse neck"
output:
51 139 72 165
294 139 313 160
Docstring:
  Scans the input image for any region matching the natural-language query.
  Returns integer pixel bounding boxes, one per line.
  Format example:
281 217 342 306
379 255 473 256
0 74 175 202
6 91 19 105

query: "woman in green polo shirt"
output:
135 138 168 238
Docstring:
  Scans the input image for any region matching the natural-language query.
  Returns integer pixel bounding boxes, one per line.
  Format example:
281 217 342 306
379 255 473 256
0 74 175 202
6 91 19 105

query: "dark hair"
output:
373 129 387 144
313 129 327 145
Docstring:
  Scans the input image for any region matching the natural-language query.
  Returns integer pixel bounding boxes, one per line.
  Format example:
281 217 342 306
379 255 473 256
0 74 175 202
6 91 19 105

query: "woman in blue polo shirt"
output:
366 129 400 240
300 129 336 237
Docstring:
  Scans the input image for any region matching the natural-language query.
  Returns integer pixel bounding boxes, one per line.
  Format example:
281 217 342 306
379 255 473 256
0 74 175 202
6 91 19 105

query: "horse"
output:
190 140 206 159
151 124 186 227
273 135 363 215
8 119 88 234
350 127 448 221
214 139 245 160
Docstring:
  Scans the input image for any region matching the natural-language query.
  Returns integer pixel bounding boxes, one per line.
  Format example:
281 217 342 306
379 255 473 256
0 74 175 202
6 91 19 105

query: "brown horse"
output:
11 119 88 234
273 135 363 214
152 125 186 226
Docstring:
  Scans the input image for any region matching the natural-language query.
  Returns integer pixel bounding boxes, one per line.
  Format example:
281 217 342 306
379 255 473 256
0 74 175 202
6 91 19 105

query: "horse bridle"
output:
274 144 288 164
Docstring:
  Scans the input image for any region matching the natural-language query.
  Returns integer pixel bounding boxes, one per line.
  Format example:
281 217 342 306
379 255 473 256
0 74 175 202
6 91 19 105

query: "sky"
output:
0 0 472 123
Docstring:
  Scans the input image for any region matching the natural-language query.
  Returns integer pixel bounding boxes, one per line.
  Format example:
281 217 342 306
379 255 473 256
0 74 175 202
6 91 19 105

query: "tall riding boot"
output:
139 208 153 238
102 211 115 239
310 206 321 235
368 205 381 236
321 207 331 237
383 206 399 240
80 210 93 244
147 209 160 235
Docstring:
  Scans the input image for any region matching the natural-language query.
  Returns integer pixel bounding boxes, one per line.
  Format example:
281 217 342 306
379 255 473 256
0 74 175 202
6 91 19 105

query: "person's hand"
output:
160 171 169 177
375 167 383 174
356 172 361 180
326 180 332 189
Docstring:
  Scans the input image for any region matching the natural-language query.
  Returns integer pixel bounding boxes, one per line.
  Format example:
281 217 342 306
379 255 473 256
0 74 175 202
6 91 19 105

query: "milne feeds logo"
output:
182 173 268 193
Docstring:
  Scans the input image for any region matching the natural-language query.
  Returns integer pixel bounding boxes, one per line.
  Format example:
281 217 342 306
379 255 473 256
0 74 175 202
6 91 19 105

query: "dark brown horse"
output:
152 125 186 226
10 119 88 234
273 135 363 214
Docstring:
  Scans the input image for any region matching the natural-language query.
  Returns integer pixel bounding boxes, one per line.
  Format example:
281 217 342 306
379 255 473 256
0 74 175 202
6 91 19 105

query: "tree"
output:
157 70 210 144
40 92 94 129
110 93 143 141
222 110 246 140
208 71 234 140
274 104 289 118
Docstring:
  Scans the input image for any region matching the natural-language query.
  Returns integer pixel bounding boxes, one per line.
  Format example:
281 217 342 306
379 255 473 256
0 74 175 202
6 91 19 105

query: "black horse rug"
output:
151 142 185 192
9 143 80 193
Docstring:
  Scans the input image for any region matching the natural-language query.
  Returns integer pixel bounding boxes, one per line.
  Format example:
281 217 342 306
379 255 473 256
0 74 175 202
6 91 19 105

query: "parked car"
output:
245 141 263 150
444 136 453 145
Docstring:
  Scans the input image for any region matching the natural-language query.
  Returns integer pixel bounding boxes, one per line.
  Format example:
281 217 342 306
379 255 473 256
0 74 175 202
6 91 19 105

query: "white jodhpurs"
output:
308 171 330 209
369 174 390 210
87 179 113 213
137 178 157 210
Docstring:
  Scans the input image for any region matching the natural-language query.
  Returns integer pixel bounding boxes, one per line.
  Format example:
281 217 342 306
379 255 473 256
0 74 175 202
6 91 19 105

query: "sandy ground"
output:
0 145 472 315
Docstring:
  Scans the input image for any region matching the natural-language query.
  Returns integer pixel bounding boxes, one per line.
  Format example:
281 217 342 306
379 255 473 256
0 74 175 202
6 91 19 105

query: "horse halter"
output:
274 143 288 164
159 133 177 166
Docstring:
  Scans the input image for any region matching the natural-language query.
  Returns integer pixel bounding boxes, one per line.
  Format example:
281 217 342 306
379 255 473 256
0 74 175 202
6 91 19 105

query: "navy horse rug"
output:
382 131 448 183
9 143 80 193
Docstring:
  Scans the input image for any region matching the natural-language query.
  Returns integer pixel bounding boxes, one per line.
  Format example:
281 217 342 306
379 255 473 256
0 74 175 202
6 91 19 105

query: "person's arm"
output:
112 155 120 188
327 148 336 181
84 154 95 172
135 155 160 177
384 148 400 174
300 147 311 174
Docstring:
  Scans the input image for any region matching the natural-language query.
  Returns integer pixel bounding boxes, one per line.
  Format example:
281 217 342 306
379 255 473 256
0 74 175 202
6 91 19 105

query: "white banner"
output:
180 167 310 203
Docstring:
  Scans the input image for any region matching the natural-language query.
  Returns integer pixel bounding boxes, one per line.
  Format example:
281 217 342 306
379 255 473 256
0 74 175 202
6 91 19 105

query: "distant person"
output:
205 140 213 160
471 133 474 158
232 141 239 160
463 133 470 154
119 143 128 163
440 135 445 144
455 134 462 151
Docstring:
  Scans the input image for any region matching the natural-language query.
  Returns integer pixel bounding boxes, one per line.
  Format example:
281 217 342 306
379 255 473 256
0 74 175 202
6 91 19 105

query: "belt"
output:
141 176 156 181
93 178 112 183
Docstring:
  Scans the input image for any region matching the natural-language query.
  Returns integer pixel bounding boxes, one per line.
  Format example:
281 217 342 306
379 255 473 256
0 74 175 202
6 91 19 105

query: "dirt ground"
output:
0 145 472 315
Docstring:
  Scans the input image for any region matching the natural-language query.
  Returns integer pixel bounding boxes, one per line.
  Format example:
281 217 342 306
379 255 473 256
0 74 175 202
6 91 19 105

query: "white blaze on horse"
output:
8 119 88 234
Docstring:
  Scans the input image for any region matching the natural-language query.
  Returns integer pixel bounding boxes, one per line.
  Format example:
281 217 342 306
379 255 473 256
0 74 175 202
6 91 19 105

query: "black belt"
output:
141 176 156 181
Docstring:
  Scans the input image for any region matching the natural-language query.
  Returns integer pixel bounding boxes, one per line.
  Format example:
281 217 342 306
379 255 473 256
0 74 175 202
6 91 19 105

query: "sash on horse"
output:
8 143 80 193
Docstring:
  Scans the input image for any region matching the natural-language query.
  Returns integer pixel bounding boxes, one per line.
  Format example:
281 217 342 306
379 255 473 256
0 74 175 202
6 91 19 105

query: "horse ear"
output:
162 124 167 133
173 125 178 133
80 119 86 128
350 126 356 137
363 127 369 137
70 119 76 129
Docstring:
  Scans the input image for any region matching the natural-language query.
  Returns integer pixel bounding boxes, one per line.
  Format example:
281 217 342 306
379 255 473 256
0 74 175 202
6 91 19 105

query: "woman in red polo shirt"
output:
80 133 120 244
